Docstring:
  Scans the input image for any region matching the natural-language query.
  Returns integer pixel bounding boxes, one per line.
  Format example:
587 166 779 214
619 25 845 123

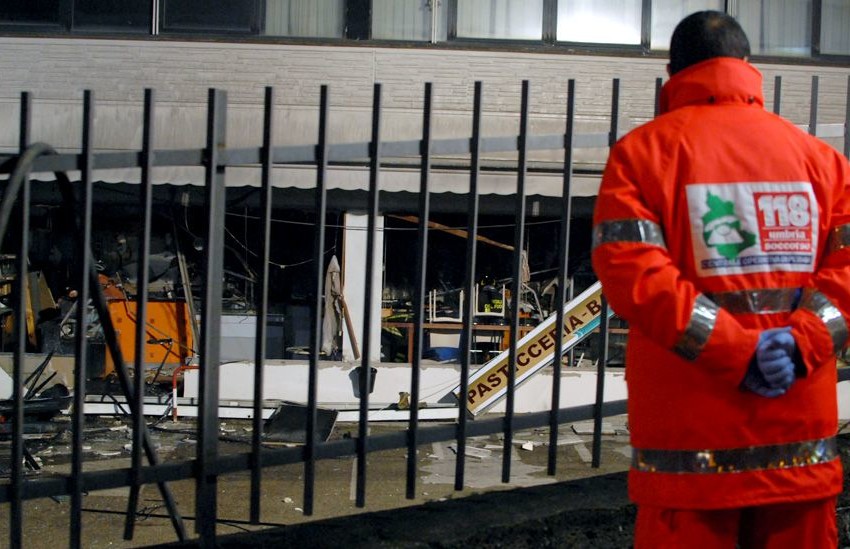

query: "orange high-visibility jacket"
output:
592 57 849 509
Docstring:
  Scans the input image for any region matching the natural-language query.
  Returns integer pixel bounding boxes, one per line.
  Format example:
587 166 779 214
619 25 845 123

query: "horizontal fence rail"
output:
1 125 848 176
0 74 848 547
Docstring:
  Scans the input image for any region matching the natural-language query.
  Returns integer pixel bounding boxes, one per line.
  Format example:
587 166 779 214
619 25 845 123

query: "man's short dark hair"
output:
669 11 751 75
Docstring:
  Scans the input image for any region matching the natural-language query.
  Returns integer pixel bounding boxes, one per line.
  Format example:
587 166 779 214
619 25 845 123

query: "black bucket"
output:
352 366 377 396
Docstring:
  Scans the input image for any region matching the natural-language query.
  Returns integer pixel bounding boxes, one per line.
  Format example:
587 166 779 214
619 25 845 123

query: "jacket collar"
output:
659 57 764 115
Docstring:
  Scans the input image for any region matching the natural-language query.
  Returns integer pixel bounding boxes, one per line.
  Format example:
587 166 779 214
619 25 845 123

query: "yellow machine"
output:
104 299 194 377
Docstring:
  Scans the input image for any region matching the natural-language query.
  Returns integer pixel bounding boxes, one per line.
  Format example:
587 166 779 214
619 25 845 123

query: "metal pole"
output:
592 297 610 468
456 81 482 491
809 75 819 136
304 85 330 516
69 90 95 549
10 91 32 549
124 88 155 540
250 86 275 524
548 79 575 475
844 75 850 159
503 80 530 484
654 77 662 117
408 82 434 499
356 83 382 507
196 88 227 543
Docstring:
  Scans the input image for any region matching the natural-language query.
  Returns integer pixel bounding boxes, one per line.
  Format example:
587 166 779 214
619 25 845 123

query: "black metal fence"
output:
0 74 848 548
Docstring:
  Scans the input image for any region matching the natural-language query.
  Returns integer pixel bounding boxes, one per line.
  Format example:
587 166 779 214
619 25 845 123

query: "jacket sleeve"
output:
591 141 761 385
789 150 850 375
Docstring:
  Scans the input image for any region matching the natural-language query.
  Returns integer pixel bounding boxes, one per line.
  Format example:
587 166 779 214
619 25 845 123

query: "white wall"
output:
839 380 850 420
183 362 848 419
0 36 845 187
182 359 628 414
342 213 384 362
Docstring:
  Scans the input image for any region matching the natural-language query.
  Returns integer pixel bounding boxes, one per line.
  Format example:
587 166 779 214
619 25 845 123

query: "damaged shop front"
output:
0 164 619 427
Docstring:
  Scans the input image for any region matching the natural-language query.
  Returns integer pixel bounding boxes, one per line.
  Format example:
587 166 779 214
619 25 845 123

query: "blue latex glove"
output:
741 367 786 398
756 327 796 388
742 327 797 397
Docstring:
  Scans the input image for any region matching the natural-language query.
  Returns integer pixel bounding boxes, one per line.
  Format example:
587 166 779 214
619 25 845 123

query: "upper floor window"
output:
732 0 812 57
372 0 448 42
264 0 345 38
557 0 642 45
74 0 151 32
820 0 850 55
0 0 64 29
457 0 543 41
161 0 260 34
0 0 152 32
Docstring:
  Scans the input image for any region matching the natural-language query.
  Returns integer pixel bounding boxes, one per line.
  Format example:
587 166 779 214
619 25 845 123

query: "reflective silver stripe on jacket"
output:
672 294 718 361
705 288 799 315
826 223 850 255
632 436 837 474
798 288 849 353
591 219 667 251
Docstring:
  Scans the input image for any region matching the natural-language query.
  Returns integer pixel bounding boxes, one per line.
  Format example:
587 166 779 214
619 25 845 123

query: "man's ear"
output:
666 63 671 76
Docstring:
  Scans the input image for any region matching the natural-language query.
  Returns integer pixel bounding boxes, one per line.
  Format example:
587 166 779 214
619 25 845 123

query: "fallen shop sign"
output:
454 281 611 416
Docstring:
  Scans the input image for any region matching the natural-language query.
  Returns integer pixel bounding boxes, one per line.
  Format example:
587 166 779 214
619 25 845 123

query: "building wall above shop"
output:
0 37 847 196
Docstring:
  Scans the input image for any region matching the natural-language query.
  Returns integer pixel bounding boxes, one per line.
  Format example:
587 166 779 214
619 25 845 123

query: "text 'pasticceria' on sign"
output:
453 281 609 416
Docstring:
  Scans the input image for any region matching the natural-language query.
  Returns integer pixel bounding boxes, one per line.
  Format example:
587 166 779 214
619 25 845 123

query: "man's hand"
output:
756 327 796 388
741 327 797 397
741 367 787 397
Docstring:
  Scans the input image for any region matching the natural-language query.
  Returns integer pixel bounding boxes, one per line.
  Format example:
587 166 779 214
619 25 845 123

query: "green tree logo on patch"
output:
702 192 756 259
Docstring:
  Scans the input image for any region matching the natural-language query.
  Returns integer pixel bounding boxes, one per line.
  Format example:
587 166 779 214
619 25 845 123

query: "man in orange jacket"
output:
591 11 848 547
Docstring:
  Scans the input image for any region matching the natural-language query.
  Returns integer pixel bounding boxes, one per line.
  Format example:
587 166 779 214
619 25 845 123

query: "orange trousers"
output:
634 497 838 548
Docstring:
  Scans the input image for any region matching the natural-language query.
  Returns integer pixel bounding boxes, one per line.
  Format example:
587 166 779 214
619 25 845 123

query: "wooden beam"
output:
389 214 514 251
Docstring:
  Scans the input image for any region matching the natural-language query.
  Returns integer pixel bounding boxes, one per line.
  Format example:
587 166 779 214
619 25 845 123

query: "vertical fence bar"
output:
70 90 95 549
590 79 620 469
610 79 620 146
124 88 155 540
305 85 330 517
10 91 31 549
196 88 227 542
845 75 850 159
809 75 819 136
592 297 610 468
773 76 782 115
250 86 275 524
408 82 433 499
548 79 575 475
356 83 382 508
654 77 662 117
455 81 482 491
503 80 530 483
